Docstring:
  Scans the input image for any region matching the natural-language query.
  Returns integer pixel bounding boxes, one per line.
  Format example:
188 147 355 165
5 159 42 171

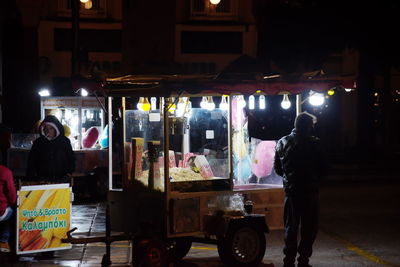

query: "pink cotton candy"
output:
251 141 276 178
82 127 99 148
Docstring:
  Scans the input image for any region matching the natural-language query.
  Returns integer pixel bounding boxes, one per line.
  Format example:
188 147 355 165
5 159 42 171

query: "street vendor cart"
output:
61 72 354 267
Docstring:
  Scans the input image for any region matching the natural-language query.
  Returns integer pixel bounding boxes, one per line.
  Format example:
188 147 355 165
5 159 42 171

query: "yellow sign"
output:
17 184 72 254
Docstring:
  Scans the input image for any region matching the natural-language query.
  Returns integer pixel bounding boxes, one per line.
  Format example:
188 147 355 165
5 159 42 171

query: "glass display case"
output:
120 95 282 194
7 96 108 178
40 96 105 150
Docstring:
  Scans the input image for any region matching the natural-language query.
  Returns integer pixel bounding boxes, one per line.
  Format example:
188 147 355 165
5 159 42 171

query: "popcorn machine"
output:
106 91 284 267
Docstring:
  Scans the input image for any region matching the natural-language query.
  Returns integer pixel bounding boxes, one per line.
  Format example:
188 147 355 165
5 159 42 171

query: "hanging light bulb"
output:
344 88 353 93
249 95 255 110
327 89 335 96
239 95 247 108
142 97 151 111
137 97 144 111
219 95 228 110
206 96 215 111
259 95 266 109
176 97 186 117
200 96 208 109
308 91 325 106
168 97 176 113
84 0 92 9
281 94 291 110
185 97 192 118
150 97 157 110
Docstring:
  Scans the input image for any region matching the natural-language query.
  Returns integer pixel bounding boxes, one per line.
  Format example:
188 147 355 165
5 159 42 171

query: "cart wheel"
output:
132 238 167 267
217 222 266 267
165 237 192 262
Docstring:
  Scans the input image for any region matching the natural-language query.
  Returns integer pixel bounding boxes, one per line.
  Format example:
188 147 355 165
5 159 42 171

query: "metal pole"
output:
71 0 80 76
296 94 302 116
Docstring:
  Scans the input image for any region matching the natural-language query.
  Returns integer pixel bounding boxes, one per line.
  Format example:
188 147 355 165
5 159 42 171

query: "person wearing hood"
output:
26 115 75 183
274 112 327 267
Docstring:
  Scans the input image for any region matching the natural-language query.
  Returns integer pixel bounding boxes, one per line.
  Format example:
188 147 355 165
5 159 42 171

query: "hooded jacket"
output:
26 115 75 181
274 128 327 196
0 165 16 216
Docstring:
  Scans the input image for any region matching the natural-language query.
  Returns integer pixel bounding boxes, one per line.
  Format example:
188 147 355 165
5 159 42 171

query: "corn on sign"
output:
16 184 72 254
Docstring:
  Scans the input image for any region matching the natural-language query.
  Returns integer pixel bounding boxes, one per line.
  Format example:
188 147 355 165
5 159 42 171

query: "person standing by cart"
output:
0 165 17 253
26 115 75 183
274 112 327 267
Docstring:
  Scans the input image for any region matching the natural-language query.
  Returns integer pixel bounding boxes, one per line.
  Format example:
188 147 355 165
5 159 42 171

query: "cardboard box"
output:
194 155 214 179
131 138 144 180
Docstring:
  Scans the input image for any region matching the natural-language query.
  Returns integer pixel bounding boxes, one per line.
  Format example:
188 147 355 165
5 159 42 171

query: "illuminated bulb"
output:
150 97 157 110
142 97 151 111
259 95 266 109
84 0 92 9
309 91 325 106
281 94 291 110
200 96 208 109
168 97 176 113
184 98 192 118
206 96 215 111
210 0 221 4
219 95 228 110
344 88 352 93
238 95 246 108
249 95 255 110
327 89 335 96
38 89 50 97
136 97 144 111
80 88 89 97
176 97 186 117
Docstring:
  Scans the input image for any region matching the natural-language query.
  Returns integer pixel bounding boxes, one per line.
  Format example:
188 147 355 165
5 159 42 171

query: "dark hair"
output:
294 112 316 134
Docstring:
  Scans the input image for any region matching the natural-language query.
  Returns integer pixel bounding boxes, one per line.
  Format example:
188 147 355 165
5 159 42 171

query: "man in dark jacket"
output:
274 112 327 267
26 115 75 183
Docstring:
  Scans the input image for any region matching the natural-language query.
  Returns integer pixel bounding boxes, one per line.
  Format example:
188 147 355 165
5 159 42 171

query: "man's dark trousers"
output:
283 193 319 266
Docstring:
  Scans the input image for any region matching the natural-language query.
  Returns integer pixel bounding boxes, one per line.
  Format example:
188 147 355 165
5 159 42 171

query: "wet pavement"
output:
2 175 400 267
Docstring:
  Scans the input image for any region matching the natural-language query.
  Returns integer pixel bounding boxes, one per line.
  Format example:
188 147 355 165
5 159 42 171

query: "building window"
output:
190 0 238 20
58 0 107 18
181 31 242 54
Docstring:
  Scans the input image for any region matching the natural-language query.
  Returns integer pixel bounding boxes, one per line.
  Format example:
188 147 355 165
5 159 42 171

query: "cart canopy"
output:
72 54 355 97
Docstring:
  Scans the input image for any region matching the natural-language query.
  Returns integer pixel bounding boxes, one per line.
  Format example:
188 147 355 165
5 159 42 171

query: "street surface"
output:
2 174 400 267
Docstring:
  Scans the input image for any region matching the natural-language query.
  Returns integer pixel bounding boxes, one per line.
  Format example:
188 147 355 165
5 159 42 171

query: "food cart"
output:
60 73 354 267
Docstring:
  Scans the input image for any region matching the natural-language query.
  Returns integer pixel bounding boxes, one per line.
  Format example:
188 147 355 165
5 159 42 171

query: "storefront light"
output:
259 95 266 109
249 95 255 110
281 94 291 109
308 91 325 106
38 89 51 97
219 95 228 110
